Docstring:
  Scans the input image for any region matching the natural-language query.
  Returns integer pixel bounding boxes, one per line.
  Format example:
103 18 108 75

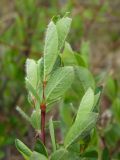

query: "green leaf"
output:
25 78 40 103
25 58 43 90
30 110 41 130
56 17 72 51
112 98 120 122
25 59 38 89
74 66 95 91
93 86 103 112
49 118 56 152
44 21 58 80
61 42 86 67
64 88 98 148
34 140 48 157
46 120 61 129
80 41 90 67
74 53 86 67
50 149 68 160
69 66 95 102
76 88 94 116
60 103 73 128
102 147 110 160
50 148 80 160
30 151 48 160
105 76 117 101
64 112 98 148
65 66 95 105
104 123 120 147
52 15 60 23
15 139 32 160
45 67 74 105
52 55 61 72
82 150 98 159
37 58 44 84
16 106 31 123
61 42 78 66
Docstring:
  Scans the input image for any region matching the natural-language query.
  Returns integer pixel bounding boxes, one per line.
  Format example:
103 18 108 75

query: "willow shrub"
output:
15 14 102 160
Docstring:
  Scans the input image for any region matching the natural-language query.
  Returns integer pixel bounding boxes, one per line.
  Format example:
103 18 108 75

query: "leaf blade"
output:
56 17 72 51
30 151 48 160
45 67 74 105
30 109 41 130
15 139 32 160
76 88 94 119
34 140 48 157
25 59 38 89
25 78 40 103
44 21 58 80
64 112 98 148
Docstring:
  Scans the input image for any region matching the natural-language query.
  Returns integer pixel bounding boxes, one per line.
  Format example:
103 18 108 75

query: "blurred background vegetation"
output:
0 0 120 159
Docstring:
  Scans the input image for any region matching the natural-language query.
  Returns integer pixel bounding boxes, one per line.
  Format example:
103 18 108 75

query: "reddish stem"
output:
40 80 47 145
41 103 46 145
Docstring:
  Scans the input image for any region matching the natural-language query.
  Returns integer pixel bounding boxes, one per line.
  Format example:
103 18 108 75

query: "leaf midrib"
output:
46 67 71 100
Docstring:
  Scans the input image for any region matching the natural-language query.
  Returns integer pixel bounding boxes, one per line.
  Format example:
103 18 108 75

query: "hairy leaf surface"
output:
44 21 58 80
25 59 38 89
56 17 72 51
45 67 74 104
